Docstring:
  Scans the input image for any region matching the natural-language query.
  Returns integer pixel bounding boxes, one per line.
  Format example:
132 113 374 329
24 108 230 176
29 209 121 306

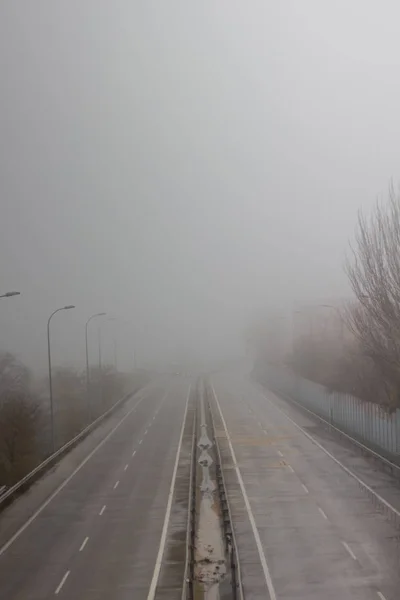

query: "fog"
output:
0 1 399 372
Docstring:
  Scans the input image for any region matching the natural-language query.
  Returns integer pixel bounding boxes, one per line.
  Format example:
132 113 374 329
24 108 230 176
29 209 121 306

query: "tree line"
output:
255 185 400 411
0 354 144 487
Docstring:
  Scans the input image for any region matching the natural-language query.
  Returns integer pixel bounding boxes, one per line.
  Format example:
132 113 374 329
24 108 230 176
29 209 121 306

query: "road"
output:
212 369 400 600
1 367 400 599
0 376 192 600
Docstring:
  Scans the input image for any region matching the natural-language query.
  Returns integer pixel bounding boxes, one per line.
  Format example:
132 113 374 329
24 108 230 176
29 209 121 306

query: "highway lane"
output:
0 376 191 600
212 370 400 600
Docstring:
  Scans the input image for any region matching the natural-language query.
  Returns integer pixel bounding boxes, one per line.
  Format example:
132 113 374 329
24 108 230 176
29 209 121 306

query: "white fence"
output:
258 364 400 460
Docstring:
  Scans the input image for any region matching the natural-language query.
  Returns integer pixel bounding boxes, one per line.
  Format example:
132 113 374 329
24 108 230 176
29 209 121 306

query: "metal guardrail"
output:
205 380 243 600
0 387 141 509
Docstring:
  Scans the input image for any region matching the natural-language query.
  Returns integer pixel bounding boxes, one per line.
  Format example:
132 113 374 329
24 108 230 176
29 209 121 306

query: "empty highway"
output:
1 369 400 599
0 377 192 600
212 369 400 600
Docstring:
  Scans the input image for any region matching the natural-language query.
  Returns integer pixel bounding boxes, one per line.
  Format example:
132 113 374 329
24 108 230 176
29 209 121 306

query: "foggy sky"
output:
0 1 399 372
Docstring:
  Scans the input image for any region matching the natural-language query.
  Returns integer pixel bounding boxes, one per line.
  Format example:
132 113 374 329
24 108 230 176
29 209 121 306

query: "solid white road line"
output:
212 385 277 600
132 450 136 458
287 465 295 473
79 536 89 552
318 507 328 520
147 385 191 600
302 484 309 494
342 541 357 560
263 392 400 521
0 391 150 558
99 505 106 516
124 464 129 471
114 481 119 490
55 571 70 595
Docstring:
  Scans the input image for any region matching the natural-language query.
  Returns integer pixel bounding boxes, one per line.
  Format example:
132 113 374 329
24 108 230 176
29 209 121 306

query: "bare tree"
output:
345 184 400 407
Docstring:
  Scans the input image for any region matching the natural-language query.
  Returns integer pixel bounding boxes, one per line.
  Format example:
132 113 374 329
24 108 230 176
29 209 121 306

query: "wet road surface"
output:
0 377 191 600
212 369 400 600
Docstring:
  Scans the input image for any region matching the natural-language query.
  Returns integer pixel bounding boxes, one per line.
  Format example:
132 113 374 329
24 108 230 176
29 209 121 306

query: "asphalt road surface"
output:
2 367 400 600
0 377 191 600
212 369 400 600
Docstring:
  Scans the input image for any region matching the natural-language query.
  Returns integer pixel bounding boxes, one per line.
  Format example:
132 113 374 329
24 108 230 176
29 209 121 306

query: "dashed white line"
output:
263 429 268 435
132 450 136 458
212 385 277 600
55 570 70 594
114 480 119 489
287 465 295 473
342 541 357 560
147 384 191 600
139 439 142 445
277 450 284 457
99 505 106 516
144 429 148 435
79 536 89 552
0 391 149 558
258 421 263 428
302 484 309 494
318 507 328 520
377 592 387 600
124 464 129 471
262 392 400 522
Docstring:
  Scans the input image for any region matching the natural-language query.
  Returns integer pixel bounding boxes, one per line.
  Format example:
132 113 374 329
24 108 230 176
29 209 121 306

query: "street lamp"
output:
85 312 106 420
47 305 75 453
0 291 20 298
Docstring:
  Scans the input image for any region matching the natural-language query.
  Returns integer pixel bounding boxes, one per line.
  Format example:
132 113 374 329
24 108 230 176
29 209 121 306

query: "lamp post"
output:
85 312 106 421
0 291 20 298
47 305 75 453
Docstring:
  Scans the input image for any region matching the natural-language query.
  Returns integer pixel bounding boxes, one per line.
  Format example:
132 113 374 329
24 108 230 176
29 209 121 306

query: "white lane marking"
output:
124 464 129 471
99 505 106 516
114 480 119 489
79 536 89 552
258 421 263 428
263 393 400 521
318 507 328 520
144 429 148 435
342 541 357 560
55 570 70 594
212 385 277 600
302 484 309 494
277 450 284 457
132 450 136 458
263 429 268 435
147 384 191 600
287 465 295 473
139 439 143 445
0 391 150 558
377 592 387 600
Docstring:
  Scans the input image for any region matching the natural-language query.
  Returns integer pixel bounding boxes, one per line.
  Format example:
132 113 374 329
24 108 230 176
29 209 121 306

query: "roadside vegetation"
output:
254 185 400 411
0 354 148 487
